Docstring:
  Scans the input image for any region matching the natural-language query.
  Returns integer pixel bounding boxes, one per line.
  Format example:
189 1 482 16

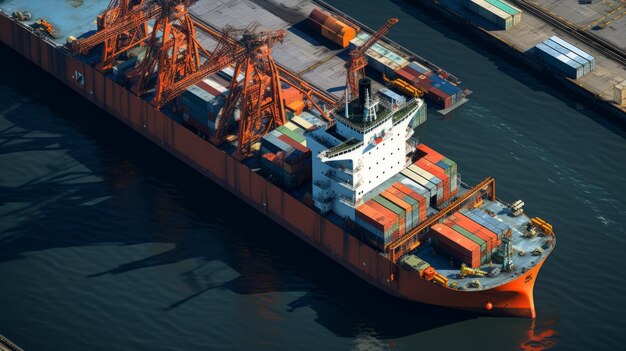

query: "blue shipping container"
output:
535 43 584 79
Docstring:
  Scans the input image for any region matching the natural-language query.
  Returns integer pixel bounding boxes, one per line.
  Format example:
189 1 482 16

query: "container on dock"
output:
535 42 585 79
549 36 596 71
542 40 591 76
350 33 409 76
430 223 481 268
466 0 522 30
307 9 357 48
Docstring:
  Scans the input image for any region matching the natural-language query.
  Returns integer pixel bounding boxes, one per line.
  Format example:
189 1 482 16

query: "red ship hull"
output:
0 14 550 318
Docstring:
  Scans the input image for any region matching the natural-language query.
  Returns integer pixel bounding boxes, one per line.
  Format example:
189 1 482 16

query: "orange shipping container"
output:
286 99 306 115
451 212 500 248
431 223 481 268
307 9 356 48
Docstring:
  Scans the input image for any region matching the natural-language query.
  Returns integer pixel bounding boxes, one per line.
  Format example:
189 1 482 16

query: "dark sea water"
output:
1 1 626 350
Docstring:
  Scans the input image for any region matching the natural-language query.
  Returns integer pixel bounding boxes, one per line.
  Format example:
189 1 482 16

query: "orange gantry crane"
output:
127 1 214 102
214 29 288 159
70 0 161 72
345 18 399 99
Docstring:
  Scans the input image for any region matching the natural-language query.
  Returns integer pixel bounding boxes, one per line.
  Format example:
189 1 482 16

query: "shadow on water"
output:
0 44 478 339
387 0 626 137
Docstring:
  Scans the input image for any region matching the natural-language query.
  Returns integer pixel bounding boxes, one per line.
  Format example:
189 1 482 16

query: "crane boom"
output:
71 1 162 54
345 18 399 98
355 18 399 57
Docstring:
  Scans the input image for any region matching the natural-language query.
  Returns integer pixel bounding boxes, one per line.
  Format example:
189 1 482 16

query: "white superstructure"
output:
306 93 425 220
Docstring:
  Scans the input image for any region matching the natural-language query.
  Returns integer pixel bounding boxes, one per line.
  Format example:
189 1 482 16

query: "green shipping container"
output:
373 195 405 219
451 224 489 263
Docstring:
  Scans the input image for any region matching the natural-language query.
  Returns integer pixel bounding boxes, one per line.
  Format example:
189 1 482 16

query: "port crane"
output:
214 29 288 159
344 18 399 100
70 0 160 72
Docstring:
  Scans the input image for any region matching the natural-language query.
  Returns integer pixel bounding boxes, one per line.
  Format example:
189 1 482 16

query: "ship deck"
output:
412 193 553 291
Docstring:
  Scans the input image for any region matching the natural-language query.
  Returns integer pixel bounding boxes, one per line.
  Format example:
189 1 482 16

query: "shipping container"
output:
373 195 406 238
449 223 489 263
535 42 585 79
549 36 596 70
448 212 498 251
381 190 414 230
401 169 437 200
290 115 314 130
408 61 433 75
542 39 591 76
307 9 357 48
466 0 521 30
431 223 481 268
391 182 428 223
394 67 416 83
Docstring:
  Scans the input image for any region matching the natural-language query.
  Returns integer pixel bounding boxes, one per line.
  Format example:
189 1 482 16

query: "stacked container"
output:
535 36 596 79
401 167 439 202
413 159 452 207
393 61 462 109
260 124 312 189
181 78 228 136
466 0 522 30
448 212 500 251
391 182 428 225
307 9 357 48
373 195 406 240
430 223 481 268
349 33 409 77
356 200 400 248
462 209 510 237
417 144 459 194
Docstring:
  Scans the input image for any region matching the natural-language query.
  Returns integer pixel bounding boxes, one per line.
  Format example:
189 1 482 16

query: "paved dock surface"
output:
430 0 625 114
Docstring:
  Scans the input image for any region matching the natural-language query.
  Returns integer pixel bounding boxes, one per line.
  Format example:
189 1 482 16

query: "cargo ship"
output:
0 0 554 318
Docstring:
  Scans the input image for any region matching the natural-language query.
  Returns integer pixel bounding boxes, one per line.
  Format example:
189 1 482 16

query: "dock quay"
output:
0 335 24 351
410 0 626 119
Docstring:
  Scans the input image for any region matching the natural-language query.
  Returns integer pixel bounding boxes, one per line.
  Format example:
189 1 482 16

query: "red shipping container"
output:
394 68 416 83
277 134 308 153
196 80 223 97
431 223 480 268
402 65 422 79
427 86 452 109
452 212 500 248
416 144 445 163
391 182 428 220
356 202 392 232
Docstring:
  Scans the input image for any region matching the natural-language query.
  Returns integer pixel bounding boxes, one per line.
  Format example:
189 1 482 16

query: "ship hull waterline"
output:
0 14 549 318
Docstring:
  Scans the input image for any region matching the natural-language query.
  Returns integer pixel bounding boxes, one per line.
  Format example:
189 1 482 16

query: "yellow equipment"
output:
382 74 424 98
531 217 554 236
460 263 487 278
